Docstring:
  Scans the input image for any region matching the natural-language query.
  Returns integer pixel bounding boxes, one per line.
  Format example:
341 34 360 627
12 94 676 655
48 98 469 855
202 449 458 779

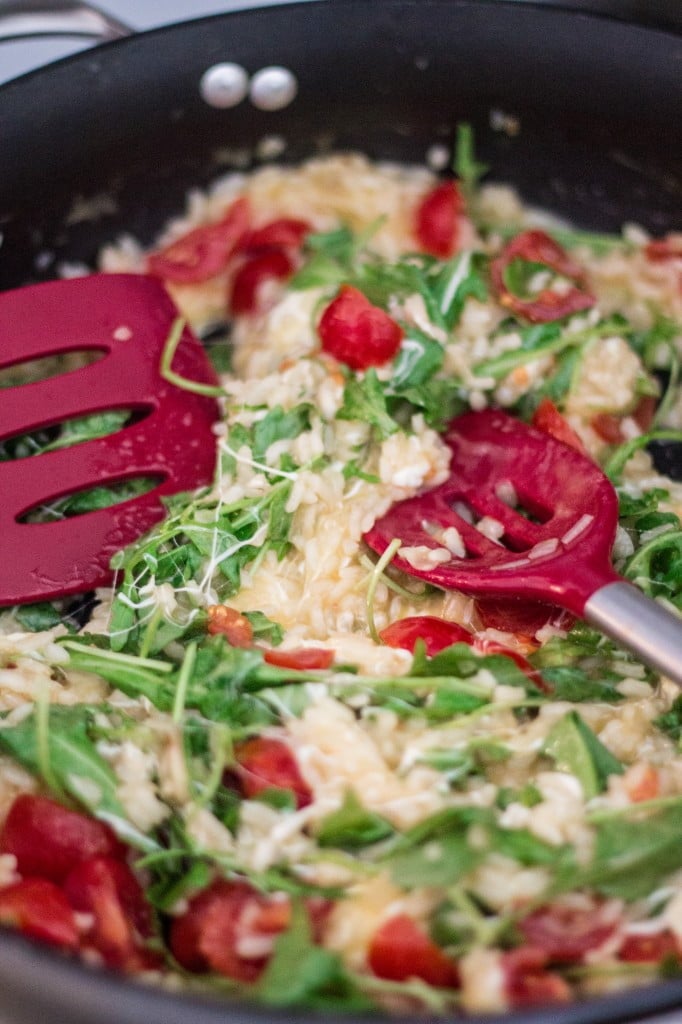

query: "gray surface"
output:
0 3 681 1023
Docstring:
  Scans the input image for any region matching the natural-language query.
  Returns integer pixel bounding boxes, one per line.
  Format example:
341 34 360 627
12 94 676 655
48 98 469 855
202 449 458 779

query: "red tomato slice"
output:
518 900 620 964
170 880 291 981
491 230 595 323
0 794 123 883
474 595 572 637
147 198 250 283
0 878 79 950
63 856 155 970
242 218 311 252
415 181 462 259
318 285 403 370
503 947 571 1008
619 931 680 963
532 398 587 455
368 914 459 988
645 236 682 262
229 249 295 315
263 647 334 670
590 412 626 445
207 605 254 647
234 737 312 809
379 616 472 656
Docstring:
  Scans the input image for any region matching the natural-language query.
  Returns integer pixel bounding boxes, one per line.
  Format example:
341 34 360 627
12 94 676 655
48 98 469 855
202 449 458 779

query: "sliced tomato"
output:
229 249 295 315
0 794 123 883
0 878 79 950
590 412 625 445
234 737 312 809
147 198 250 283
380 615 472 656
532 399 587 455
242 218 311 253
207 605 254 648
368 914 459 988
63 856 156 970
518 900 620 964
263 647 334 670
619 931 680 963
474 595 572 637
170 880 291 981
318 284 403 370
491 230 595 323
503 947 571 1008
645 236 682 262
415 181 462 259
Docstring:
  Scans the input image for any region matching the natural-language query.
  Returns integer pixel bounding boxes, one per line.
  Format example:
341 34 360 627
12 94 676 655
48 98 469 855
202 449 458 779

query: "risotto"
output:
1 135 682 1015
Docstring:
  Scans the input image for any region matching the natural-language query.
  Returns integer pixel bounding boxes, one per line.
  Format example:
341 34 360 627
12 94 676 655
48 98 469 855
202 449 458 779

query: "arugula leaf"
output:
543 711 623 799
317 790 394 849
251 404 311 465
540 666 624 704
390 328 445 389
453 122 488 204
0 705 156 851
426 251 488 330
337 369 399 440
655 694 682 742
15 601 64 632
243 610 284 646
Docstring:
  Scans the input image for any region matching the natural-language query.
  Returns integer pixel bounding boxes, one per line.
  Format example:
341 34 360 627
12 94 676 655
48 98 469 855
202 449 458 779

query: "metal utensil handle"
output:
0 1 131 43
585 581 682 687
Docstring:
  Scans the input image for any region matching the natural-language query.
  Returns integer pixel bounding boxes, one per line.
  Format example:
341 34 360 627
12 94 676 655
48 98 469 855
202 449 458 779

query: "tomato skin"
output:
207 605 254 647
147 198 250 283
229 249 295 315
263 647 334 670
318 285 403 370
63 856 155 970
415 181 462 259
380 616 472 656
503 947 571 1008
235 737 312 809
170 880 292 981
242 218 310 252
0 794 123 883
532 399 587 455
368 914 459 988
619 931 680 963
491 230 595 323
518 901 619 964
0 878 79 950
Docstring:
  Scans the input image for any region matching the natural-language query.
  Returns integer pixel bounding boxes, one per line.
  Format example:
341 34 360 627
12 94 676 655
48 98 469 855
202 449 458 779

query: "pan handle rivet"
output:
249 66 298 111
199 63 249 108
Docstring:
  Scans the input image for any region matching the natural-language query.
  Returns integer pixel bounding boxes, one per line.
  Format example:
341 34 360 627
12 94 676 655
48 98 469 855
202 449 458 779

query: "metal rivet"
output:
249 66 298 112
199 63 249 109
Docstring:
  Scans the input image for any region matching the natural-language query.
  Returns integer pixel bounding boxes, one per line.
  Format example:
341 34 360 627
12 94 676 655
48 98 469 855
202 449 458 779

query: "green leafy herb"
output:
544 711 623 799
337 369 399 440
317 790 394 849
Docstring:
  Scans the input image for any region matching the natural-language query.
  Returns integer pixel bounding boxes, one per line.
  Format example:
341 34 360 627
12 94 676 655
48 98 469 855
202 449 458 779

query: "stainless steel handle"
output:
585 581 682 687
0 1 132 43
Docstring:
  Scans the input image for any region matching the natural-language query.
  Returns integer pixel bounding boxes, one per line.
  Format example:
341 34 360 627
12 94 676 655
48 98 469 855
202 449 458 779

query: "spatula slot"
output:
0 408 150 460
0 350 106 388
18 475 163 524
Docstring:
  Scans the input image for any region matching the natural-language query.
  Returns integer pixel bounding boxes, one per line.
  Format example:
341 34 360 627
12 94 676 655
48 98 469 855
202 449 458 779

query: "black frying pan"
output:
0 2 681 1022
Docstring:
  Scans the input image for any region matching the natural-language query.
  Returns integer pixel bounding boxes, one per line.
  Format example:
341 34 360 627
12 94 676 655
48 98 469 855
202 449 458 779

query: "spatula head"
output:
0 274 220 606
364 410 620 616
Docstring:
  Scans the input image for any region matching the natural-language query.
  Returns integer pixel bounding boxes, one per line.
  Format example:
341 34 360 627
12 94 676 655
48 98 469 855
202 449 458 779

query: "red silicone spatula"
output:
364 409 682 685
0 274 220 606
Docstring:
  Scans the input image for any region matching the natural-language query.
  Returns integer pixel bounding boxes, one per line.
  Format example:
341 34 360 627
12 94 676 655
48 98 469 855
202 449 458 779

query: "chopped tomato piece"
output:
645 236 682 262
235 737 312 809
318 285 403 370
242 218 311 252
0 878 79 950
532 398 587 455
619 930 680 963
623 762 660 803
380 615 472 656
491 230 595 323
229 249 295 315
415 181 462 259
368 914 459 988
473 638 549 692
503 947 571 1008
590 412 625 445
170 880 293 981
518 900 620 963
0 794 123 883
64 856 156 971
263 647 334 670
147 198 250 283
207 605 254 647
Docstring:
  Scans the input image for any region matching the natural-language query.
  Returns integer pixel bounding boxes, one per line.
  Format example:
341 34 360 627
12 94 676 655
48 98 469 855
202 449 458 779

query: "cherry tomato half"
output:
147 198 250 283
415 181 462 259
234 737 312 809
368 914 459 988
318 285 403 370
0 878 79 950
